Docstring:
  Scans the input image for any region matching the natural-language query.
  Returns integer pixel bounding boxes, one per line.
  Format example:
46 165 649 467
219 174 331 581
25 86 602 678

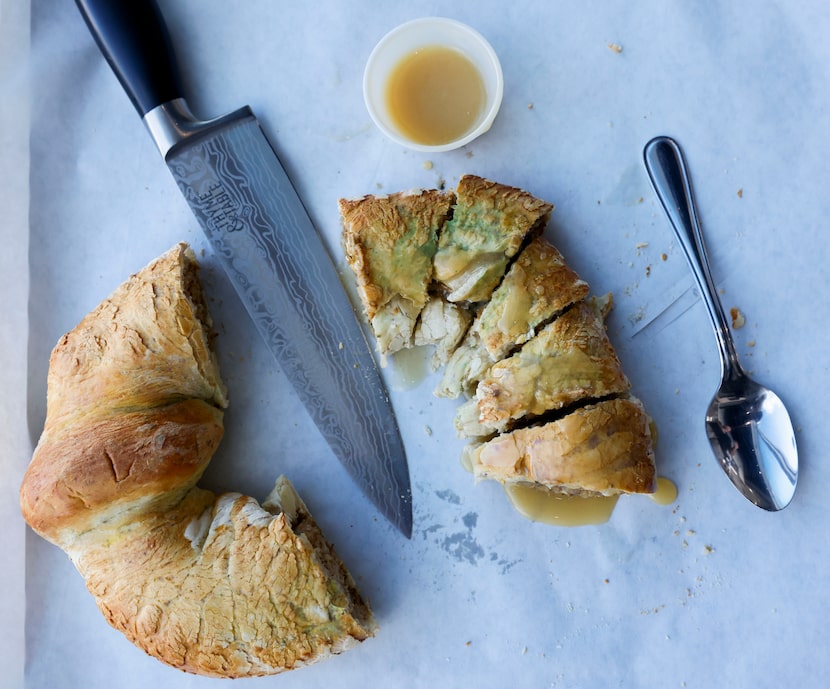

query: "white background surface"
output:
3 0 829 687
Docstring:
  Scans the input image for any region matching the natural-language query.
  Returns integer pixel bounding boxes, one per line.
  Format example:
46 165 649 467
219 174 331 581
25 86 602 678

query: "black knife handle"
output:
75 0 183 116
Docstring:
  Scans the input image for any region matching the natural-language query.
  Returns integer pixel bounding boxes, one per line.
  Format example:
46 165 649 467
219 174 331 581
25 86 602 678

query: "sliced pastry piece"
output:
471 236 589 361
466 397 657 496
20 244 375 678
340 189 454 354
471 298 630 434
432 175 553 303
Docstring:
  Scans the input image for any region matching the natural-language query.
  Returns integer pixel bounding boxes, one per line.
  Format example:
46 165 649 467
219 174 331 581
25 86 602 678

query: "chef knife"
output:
74 0 413 537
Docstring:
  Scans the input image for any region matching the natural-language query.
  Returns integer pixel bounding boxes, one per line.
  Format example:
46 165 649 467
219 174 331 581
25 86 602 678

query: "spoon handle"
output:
643 136 742 379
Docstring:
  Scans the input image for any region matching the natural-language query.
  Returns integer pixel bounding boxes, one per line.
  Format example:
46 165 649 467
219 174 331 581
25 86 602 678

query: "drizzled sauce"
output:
385 45 485 146
504 477 679 527
505 484 620 527
649 476 678 505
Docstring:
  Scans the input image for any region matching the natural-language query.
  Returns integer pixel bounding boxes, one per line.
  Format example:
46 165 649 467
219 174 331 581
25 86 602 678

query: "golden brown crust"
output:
474 300 631 432
19 399 223 544
432 175 553 303
77 483 374 678
470 397 657 495
43 244 227 433
473 237 590 360
20 243 375 677
339 189 453 320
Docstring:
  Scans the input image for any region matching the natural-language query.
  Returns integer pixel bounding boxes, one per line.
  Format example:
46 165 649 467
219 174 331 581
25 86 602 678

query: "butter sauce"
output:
385 45 485 146
505 484 620 526
504 477 678 527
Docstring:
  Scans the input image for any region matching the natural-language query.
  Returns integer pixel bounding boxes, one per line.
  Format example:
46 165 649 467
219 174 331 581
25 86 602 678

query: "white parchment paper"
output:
8 0 830 687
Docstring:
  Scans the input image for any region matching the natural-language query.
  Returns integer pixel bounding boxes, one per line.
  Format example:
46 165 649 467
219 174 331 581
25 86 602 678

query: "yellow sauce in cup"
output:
385 45 485 146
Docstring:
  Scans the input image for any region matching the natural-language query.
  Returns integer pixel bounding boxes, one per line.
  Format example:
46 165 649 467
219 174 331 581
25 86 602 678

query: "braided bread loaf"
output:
20 243 375 677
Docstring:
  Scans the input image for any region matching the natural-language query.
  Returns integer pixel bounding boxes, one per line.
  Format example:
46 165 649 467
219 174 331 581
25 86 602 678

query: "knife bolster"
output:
144 98 254 160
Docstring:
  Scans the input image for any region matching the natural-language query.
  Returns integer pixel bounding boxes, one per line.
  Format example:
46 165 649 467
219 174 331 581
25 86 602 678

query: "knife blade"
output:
75 0 413 537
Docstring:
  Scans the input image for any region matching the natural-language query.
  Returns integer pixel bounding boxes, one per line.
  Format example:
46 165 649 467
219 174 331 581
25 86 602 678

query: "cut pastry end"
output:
339 189 454 355
21 243 376 678
467 397 657 497
432 175 553 304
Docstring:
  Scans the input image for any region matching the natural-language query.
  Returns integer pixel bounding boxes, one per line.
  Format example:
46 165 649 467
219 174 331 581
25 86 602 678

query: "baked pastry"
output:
436 236 589 399
432 175 553 303
339 175 657 510
340 189 454 355
472 236 589 361
20 243 375 678
465 397 656 496
469 298 631 435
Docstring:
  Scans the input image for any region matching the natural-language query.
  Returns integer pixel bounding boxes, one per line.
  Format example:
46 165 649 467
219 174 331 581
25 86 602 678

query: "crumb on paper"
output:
338 342 344 350
424 425 433 436
730 307 746 329
748 340 756 347
608 43 623 53
704 544 715 554
645 265 652 277
423 160 434 170
636 242 649 249
527 103 534 110
661 252 668 261
637 196 644 203
737 188 743 198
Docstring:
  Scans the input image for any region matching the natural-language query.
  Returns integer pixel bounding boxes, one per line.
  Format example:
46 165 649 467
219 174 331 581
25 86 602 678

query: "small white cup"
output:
363 17 504 153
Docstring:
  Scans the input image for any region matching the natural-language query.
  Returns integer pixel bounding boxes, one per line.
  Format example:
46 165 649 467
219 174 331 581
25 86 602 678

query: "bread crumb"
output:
661 253 668 261
608 43 623 53
737 188 743 198
424 425 433 436
730 307 745 329
748 340 756 347
527 103 534 110
423 160 434 170
704 544 714 554
636 242 649 249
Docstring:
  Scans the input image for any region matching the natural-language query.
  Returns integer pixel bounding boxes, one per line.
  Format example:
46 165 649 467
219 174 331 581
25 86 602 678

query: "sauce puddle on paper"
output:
504 476 678 527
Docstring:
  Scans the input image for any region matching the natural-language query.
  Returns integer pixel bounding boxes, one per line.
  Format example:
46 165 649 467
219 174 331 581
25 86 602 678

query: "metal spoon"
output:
643 136 798 511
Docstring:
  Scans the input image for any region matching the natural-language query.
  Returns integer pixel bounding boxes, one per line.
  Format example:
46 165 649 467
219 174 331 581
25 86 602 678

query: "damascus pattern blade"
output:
167 110 412 536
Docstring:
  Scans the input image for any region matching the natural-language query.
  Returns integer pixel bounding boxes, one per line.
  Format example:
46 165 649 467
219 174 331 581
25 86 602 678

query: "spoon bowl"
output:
644 136 798 511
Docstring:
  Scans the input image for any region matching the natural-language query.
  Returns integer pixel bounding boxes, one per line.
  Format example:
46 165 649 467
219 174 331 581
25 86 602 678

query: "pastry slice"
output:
466 397 656 496
432 175 553 303
472 236 589 361
340 189 454 354
470 299 630 434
